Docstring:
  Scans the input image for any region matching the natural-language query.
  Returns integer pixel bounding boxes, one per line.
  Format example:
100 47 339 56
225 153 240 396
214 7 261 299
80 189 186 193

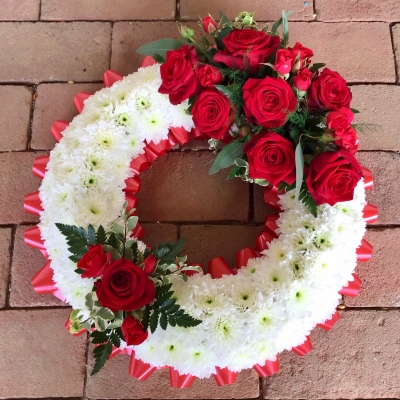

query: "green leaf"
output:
160 298 176 311
74 268 86 275
85 292 95 311
175 313 202 328
90 330 109 345
215 25 233 50
91 341 113 376
107 232 120 249
219 10 231 26
103 244 122 260
107 320 122 330
281 10 293 47
160 313 168 330
96 225 107 245
111 223 124 236
150 311 160 334
142 306 151 332
299 184 318 217
87 224 96 245
295 142 304 200
350 108 360 114
96 308 115 321
309 63 326 73
209 142 244 175
155 237 185 264
94 316 108 331
137 38 185 60
127 216 139 232
110 331 121 348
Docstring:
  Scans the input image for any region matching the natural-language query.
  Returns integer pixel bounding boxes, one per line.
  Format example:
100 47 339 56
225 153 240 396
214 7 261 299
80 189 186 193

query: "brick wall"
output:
0 0 400 399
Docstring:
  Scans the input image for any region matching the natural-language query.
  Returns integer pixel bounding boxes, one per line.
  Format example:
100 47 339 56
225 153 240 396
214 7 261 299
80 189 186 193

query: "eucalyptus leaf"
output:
85 292 94 311
127 216 139 232
137 38 185 60
107 320 122 329
94 316 108 332
103 245 122 260
112 223 124 236
96 308 115 321
209 142 244 175
295 142 304 200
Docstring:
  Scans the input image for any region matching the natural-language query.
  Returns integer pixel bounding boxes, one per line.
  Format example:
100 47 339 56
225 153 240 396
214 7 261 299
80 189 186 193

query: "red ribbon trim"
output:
169 367 197 388
51 120 69 142
73 92 91 114
32 156 49 179
292 335 312 356
103 70 123 88
129 352 158 380
339 273 362 297
253 358 280 377
356 238 373 262
24 191 42 215
31 260 65 301
214 366 237 386
362 203 378 224
317 309 340 331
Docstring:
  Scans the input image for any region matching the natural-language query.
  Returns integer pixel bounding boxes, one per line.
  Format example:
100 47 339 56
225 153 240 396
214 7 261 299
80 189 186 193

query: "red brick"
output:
0 229 12 308
180 0 314 21
0 22 111 83
253 184 279 223
86 351 259 399
0 86 32 151
356 152 400 226
351 85 400 150
0 152 46 224
289 22 394 83
345 228 400 307
0 0 40 21
32 83 103 150
262 310 400 399
0 309 86 398
136 152 249 222
180 225 263 268
41 0 175 21
141 223 178 246
9 226 64 307
111 22 183 76
316 0 400 22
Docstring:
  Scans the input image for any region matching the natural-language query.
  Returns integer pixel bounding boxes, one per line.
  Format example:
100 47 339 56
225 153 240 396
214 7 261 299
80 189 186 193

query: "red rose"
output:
143 255 157 275
293 68 313 92
202 15 217 34
291 42 314 72
243 131 296 185
242 77 297 128
159 45 202 105
213 29 280 73
192 88 234 140
121 316 148 346
198 65 223 87
333 126 359 154
77 244 111 279
274 49 293 76
306 150 363 206
95 258 155 312
327 107 354 130
308 68 352 110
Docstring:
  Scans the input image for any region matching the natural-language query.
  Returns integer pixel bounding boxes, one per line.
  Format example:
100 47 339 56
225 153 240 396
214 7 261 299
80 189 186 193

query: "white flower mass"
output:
38 65 366 378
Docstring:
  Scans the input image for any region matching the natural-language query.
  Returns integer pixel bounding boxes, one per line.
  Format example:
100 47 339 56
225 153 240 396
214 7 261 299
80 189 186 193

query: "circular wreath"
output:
25 11 377 387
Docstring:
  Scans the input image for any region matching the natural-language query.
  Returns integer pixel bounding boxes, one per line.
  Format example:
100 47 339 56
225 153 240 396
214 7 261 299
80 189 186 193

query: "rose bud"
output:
121 316 148 346
293 68 313 94
143 255 157 275
198 65 223 87
274 49 294 77
327 107 354 130
179 25 195 40
291 42 314 72
333 126 359 154
77 244 111 278
202 15 217 34
95 258 155 312
306 150 363 206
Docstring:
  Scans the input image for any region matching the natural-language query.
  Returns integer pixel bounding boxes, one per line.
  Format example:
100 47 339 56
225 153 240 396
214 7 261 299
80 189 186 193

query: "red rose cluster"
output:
156 12 363 207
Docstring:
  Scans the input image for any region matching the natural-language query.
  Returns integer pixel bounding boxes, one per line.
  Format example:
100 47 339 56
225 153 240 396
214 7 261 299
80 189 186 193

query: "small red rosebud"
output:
202 15 217 34
121 316 148 346
143 255 157 275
